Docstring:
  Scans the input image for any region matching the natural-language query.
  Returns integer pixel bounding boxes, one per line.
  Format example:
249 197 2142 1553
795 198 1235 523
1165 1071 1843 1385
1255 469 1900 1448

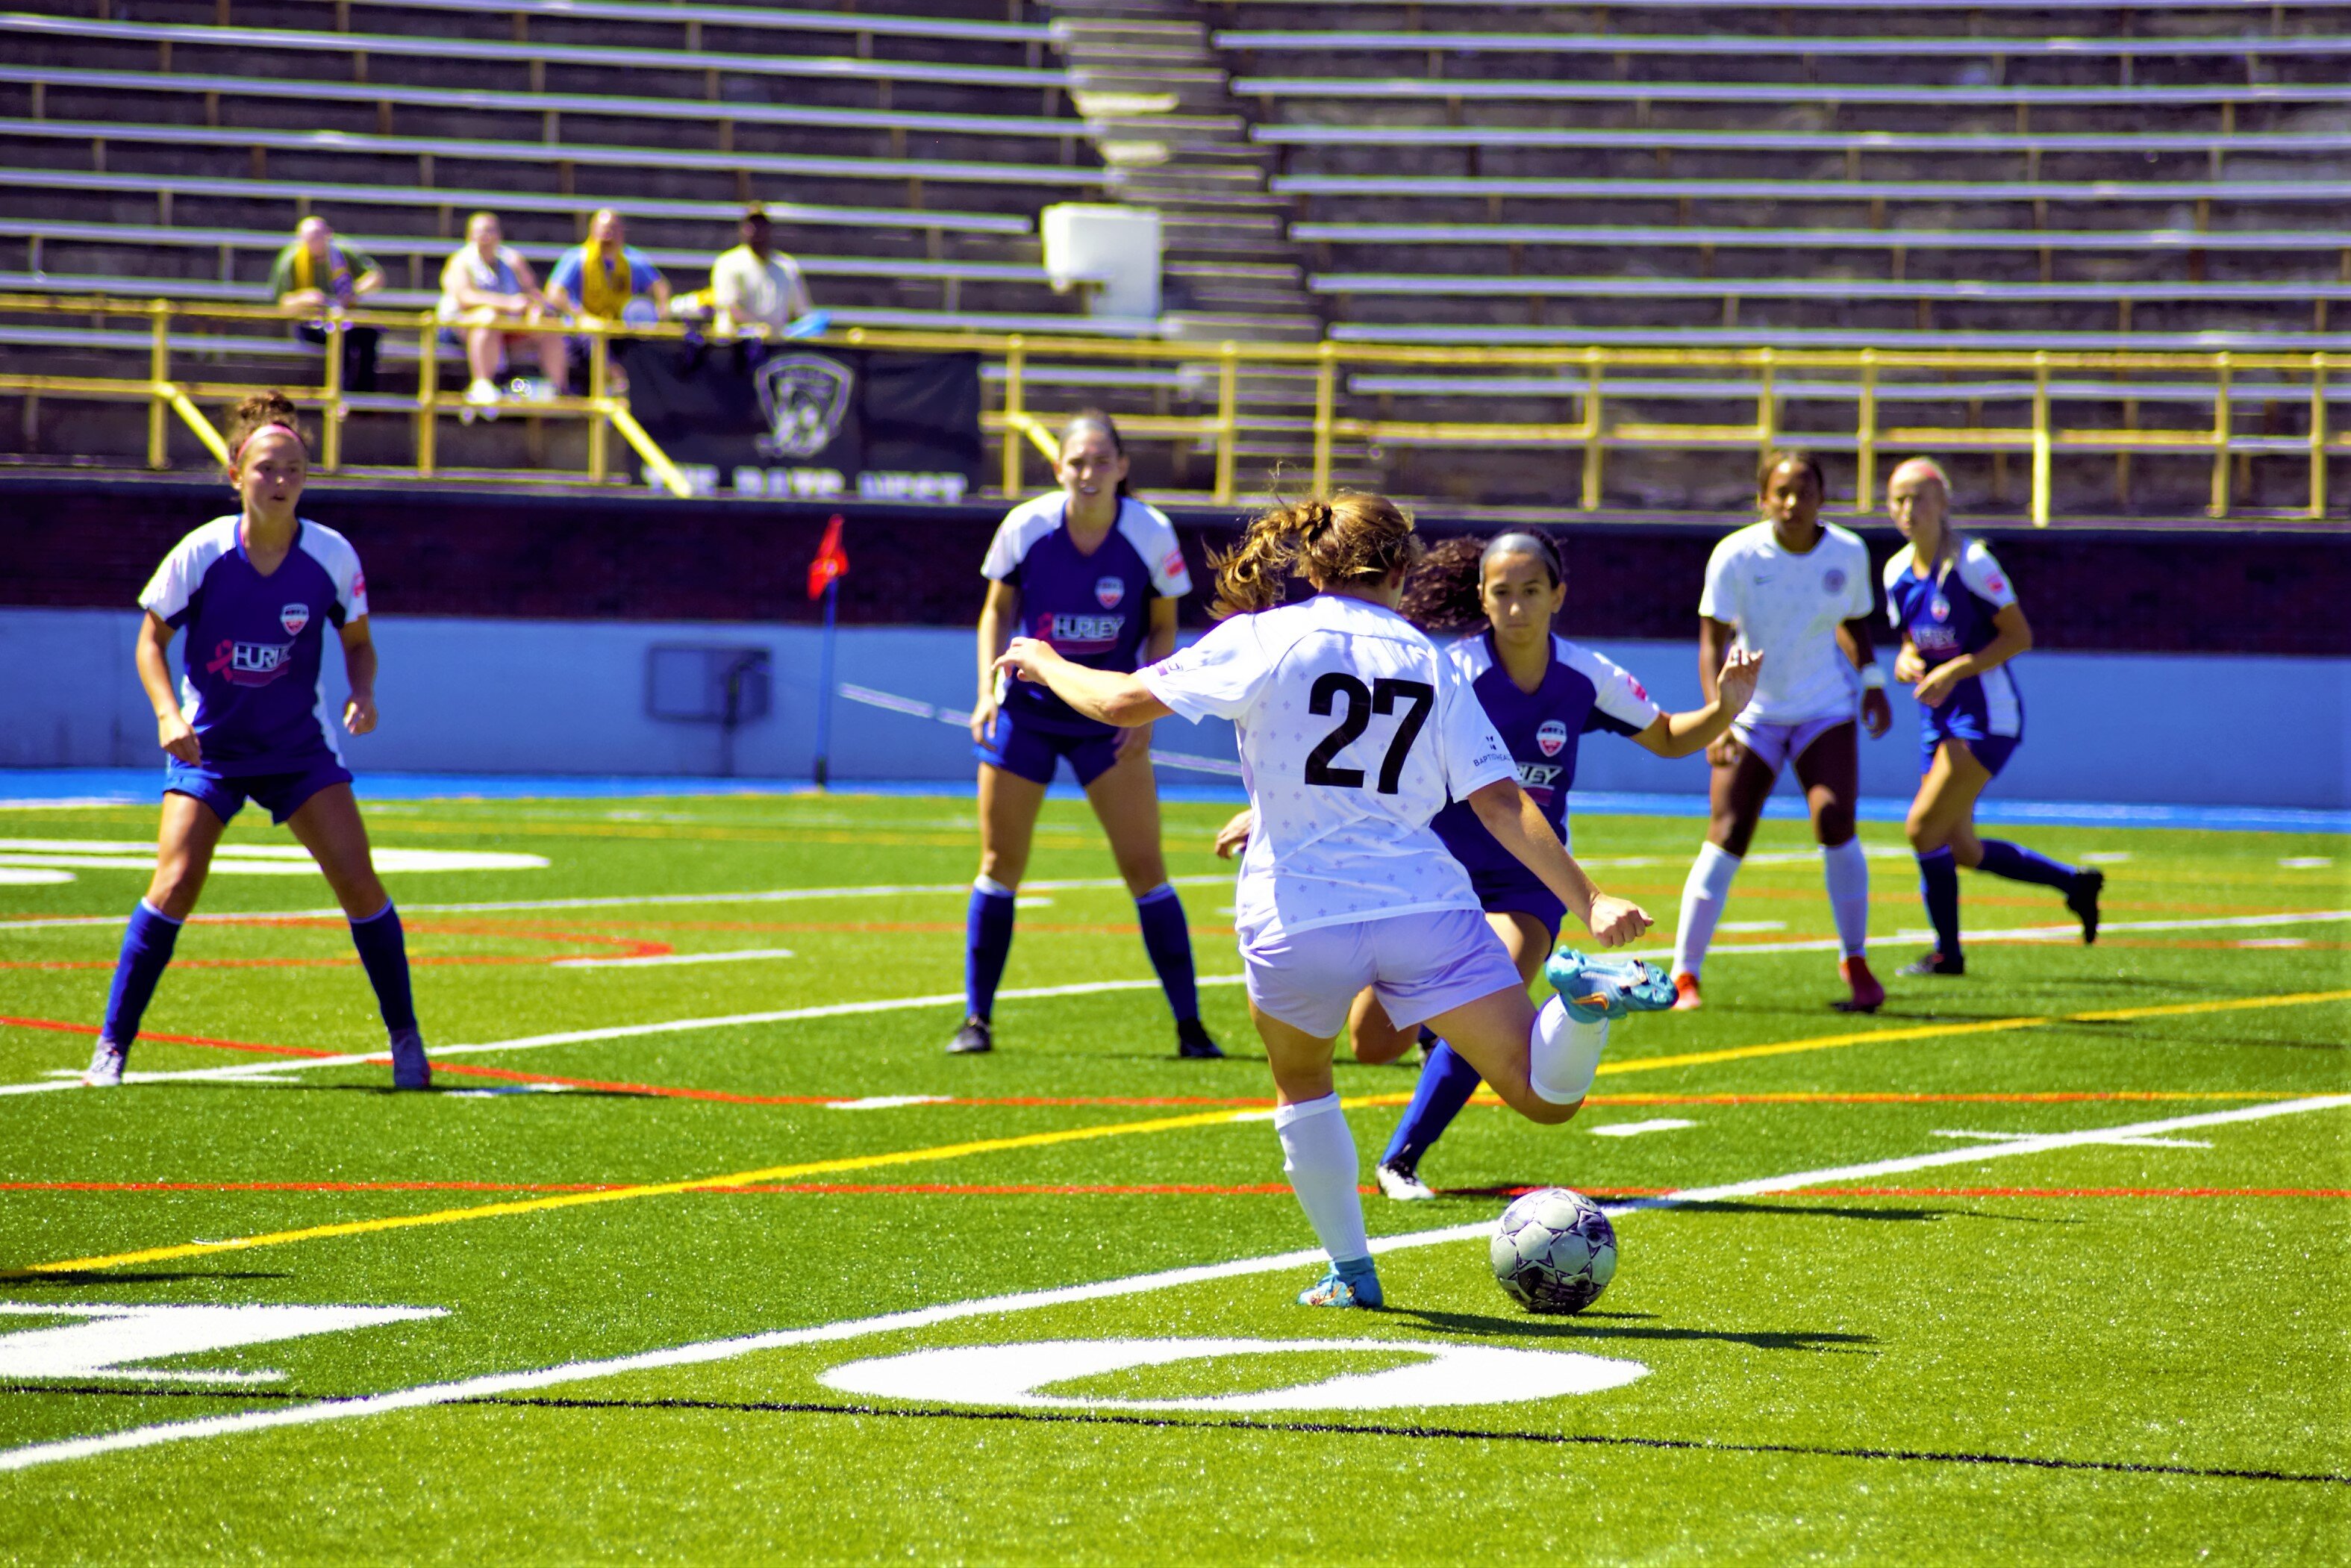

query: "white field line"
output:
1626 908 2351 963
552 948 797 971
0 875 1240 932
2 1093 2342 1475
0 977 1255 1098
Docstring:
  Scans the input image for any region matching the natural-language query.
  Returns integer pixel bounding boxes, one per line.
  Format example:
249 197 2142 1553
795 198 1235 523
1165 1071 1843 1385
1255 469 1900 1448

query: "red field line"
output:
0 1014 335 1060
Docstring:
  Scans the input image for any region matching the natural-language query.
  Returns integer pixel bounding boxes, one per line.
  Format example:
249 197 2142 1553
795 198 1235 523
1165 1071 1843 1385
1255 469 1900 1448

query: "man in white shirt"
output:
1673 450 1893 1013
711 207 814 338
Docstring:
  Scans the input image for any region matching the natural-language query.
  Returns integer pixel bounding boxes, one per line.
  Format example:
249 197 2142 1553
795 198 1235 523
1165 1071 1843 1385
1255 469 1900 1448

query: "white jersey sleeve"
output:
1436 655 1517 800
1139 613 1267 723
1558 639 1664 732
296 521 369 623
1837 528 1876 622
138 516 240 625
980 495 1061 583
1116 499 1193 599
1882 543 1917 628
1955 539 2019 610
1696 531 1742 624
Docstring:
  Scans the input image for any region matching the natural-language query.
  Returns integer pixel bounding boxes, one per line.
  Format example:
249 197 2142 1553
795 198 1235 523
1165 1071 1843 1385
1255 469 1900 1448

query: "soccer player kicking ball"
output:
1673 449 1891 1014
1883 457 2102 975
993 491 1670 1310
84 390 429 1090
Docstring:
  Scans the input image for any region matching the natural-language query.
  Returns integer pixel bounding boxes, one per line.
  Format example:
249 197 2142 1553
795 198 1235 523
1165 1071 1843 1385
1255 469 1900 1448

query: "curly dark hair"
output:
1396 535 1490 634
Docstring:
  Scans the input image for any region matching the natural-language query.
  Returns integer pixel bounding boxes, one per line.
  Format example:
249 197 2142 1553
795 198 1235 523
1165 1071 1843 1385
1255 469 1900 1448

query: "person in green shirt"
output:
269 217 385 393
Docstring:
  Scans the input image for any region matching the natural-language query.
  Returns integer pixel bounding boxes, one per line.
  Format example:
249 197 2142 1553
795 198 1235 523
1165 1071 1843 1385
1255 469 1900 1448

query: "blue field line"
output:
2 768 2345 832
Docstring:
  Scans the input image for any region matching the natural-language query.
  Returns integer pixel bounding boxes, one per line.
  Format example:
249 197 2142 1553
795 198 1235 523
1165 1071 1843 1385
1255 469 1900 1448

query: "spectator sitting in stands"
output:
711 206 817 340
437 210 569 412
546 208 669 326
270 216 384 393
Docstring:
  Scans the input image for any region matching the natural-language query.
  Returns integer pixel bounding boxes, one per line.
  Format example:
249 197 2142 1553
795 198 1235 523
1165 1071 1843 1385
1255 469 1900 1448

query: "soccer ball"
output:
1490 1187 1617 1314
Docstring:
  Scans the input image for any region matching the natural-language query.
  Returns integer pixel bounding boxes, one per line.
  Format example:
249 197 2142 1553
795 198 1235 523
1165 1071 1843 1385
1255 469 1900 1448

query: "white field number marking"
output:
1587 1119 1696 1138
2279 857 2334 869
0 1302 446 1384
819 1338 1646 1413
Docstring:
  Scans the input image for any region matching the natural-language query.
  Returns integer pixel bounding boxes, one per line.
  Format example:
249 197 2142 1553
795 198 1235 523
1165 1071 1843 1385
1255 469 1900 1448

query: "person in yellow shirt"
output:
268 217 384 393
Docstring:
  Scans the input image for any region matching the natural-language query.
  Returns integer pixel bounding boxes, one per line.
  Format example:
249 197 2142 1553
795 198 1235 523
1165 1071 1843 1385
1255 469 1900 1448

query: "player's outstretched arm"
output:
1637 648 1763 758
135 610 200 765
994 637 1173 728
339 616 379 736
1696 616 1743 766
1465 778 1650 948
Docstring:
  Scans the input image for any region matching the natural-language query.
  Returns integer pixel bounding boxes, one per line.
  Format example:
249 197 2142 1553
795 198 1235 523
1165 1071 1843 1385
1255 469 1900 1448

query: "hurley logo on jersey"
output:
1516 760 1564 800
205 637 295 687
1034 611 1124 655
1914 594 1961 654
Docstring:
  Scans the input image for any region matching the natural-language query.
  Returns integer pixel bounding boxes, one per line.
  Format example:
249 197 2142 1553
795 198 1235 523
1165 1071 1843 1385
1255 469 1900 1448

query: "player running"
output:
1213 532 1762 1201
958 410 1219 1059
993 492 1671 1309
1672 449 1891 1014
84 390 428 1090
1883 457 2102 975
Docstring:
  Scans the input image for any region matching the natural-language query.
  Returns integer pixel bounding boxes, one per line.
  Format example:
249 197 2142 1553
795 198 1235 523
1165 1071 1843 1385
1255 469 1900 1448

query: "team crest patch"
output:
1822 569 1847 594
1929 595 1952 622
279 602 310 637
1095 576 1125 609
1536 719 1569 758
753 353 855 460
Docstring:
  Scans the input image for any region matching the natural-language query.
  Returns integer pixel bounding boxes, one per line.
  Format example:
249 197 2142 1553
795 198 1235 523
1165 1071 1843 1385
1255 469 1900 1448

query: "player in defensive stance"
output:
1673 450 1891 1013
959 411 1217 1058
993 493 1670 1309
84 390 428 1089
1883 457 2101 975
1213 533 1763 1201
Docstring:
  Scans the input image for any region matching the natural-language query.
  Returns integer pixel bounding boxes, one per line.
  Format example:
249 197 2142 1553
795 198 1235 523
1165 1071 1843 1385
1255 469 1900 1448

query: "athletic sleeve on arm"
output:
1696 535 1738 624
1564 643 1663 737
1137 616 1265 723
1436 655 1517 799
1882 548 1910 627
138 522 232 628
1956 541 2020 610
981 503 1046 585
299 525 369 627
1124 502 1193 599
1843 536 1877 620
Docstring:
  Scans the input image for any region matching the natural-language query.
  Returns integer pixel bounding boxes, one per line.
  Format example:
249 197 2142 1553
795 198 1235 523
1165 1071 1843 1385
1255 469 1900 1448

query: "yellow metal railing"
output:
2 294 2347 522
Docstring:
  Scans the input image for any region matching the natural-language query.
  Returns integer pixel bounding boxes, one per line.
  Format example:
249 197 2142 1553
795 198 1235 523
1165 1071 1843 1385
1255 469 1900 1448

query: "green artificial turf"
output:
1 791 2347 1564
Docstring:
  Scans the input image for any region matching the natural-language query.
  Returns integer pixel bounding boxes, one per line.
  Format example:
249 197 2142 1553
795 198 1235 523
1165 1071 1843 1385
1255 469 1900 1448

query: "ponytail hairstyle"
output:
1060 408 1131 501
1210 489 1421 619
223 390 309 469
1755 446 1827 502
1399 530 1566 634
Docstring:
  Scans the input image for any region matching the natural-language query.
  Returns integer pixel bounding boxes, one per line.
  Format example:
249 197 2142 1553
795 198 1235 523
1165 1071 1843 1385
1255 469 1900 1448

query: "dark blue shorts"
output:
165 755 353 825
1920 725 2021 781
974 710 1120 788
1468 864 1567 935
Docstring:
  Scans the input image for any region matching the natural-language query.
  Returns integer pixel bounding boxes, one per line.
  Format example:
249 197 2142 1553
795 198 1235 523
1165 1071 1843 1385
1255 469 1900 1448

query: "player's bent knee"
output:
1518 1093 1582 1128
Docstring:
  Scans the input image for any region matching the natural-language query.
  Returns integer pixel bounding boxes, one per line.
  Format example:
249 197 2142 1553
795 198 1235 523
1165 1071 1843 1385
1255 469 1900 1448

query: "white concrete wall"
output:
6 608 2344 808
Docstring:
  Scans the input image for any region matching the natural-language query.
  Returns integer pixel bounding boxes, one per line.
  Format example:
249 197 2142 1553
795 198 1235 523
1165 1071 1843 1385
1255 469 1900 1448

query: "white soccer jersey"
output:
1140 593 1517 944
1698 519 1876 725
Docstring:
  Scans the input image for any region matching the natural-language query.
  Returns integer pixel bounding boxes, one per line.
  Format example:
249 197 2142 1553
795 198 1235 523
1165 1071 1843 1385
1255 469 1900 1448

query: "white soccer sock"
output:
1528 996 1609 1105
1673 842 1742 979
1823 838 1871 958
1273 1093 1370 1264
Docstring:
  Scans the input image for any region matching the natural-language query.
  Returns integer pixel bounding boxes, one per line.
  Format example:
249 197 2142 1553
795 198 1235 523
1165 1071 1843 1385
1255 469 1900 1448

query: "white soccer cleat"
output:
1376 1161 1436 1202
83 1038 127 1087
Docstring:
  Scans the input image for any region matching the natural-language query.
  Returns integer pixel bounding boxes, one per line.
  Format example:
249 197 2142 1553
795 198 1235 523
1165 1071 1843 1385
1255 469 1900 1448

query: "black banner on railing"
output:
616 340 983 503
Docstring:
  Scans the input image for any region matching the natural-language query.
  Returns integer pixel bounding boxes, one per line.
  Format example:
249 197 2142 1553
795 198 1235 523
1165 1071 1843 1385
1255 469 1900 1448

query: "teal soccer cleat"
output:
1545 949 1679 1025
1296 1266 1384 1308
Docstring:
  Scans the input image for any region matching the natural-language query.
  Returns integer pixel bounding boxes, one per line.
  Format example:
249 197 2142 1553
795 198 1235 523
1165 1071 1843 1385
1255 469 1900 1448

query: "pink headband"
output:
232 422 301 464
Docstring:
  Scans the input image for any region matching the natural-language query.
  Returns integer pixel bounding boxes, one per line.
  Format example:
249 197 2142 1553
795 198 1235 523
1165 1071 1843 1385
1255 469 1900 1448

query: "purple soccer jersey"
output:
1429 633 1661 876
139 516 367 773
982 493 1190 734
1882 537 2024 744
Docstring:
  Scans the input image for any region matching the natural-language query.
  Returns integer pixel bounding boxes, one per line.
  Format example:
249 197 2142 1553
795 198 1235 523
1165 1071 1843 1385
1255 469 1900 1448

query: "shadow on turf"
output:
1387 1308 1876 1354
1443 1192 2073 1226
1 1272 293 1288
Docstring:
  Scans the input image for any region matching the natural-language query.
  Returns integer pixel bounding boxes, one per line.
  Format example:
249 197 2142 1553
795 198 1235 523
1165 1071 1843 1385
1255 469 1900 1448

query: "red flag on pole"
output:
807 513 849 601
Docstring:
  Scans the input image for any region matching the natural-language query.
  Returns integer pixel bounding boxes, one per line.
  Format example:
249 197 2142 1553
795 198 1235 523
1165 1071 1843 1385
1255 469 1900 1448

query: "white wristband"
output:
1859 664 1888 690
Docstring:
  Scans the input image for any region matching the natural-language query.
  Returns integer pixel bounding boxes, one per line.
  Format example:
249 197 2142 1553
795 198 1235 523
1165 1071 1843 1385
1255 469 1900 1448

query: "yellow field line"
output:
15 988 2347 1278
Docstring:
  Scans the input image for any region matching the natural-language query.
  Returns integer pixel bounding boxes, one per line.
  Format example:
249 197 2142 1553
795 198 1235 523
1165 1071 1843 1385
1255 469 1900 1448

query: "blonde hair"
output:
1209 490 1421 618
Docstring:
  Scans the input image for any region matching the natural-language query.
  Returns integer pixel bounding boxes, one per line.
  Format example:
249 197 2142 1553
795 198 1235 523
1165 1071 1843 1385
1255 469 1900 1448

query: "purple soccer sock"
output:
1379 1038 1484 1171
1134 884 1199 1023
964 879 1017 1020
348 902 418 1033
100 899 183 1048
1976 839 2080 891
1917 848 1963 960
